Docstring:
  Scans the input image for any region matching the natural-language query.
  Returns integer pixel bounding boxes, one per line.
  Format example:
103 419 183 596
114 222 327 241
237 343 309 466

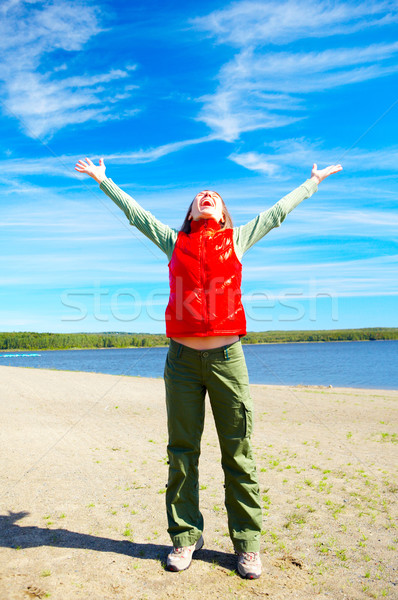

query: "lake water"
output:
1 340 397 390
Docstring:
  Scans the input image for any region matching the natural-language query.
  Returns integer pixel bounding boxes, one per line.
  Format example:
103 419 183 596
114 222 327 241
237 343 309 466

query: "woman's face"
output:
189 190 224 222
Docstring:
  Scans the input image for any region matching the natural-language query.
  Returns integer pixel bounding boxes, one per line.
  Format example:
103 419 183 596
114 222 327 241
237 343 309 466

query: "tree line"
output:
242 327 398 344
0 328 397 351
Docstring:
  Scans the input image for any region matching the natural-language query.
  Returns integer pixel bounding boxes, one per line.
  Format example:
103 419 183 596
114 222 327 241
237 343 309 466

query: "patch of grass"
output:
381 588 389 597
40 570 51 577
335 548 348 562
317 478 333 494
264 530 286 551
325 500 346 519
123 523 133 538
363 554 371 562
379 432 397 443
284 511 307 529
316 541 330 554
42 515 54 527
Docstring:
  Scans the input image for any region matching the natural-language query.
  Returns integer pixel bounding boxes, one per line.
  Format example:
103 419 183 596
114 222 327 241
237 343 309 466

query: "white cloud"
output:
0 1 139 138
228 138 398 176
0 135 218 181
192 0 398 47
220 43 398 94
243 254 398 295
105 135 218 164
193 1 398 140
229 151 279 175
197 88 304 141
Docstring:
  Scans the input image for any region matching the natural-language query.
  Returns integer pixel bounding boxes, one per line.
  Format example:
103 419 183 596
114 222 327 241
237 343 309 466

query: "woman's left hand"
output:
311 163 343 184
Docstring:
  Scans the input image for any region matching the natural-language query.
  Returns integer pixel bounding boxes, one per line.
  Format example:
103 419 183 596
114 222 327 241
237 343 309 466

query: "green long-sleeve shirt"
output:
99 177 318 261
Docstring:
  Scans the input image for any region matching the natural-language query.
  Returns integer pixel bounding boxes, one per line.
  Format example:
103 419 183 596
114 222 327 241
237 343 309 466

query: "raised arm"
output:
234 163 343 260
75 158 178 261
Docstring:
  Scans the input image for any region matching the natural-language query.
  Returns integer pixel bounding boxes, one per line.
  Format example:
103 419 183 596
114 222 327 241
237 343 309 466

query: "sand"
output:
0 365 397 600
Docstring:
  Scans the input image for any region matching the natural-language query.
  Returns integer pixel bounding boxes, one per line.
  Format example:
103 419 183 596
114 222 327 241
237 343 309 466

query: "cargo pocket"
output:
242 398 253 438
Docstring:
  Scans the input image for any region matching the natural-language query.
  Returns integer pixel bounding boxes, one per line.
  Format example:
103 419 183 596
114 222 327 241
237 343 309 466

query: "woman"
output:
75 157 342 578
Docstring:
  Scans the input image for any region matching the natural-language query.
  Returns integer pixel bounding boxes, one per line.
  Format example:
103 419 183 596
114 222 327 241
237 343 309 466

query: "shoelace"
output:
172 546 194 556
237 551 259 561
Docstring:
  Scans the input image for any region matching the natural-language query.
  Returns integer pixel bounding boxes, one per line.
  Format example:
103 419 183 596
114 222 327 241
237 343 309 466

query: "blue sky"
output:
1 0 397 334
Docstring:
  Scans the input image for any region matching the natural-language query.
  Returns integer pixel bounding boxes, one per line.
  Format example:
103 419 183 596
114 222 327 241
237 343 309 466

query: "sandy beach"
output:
0 365 396 600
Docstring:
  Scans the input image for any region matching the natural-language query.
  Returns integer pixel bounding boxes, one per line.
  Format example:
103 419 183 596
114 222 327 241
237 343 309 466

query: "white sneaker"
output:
166 535 204 572
236 551 262 579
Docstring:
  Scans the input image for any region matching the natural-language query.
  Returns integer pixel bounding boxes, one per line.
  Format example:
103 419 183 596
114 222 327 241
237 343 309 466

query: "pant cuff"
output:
233 540 260 553
171 532 202 548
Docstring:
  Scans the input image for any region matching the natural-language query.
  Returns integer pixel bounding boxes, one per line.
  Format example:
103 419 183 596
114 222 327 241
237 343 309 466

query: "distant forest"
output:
0 328 397 351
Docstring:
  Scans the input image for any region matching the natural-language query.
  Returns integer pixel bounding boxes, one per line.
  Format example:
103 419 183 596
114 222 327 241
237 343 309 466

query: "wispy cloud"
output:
197 89 303 142
228 138 398 177
192 0 398 47
229 151 279 175
219 43 398 95
243 254 398 295
193 1 398 140
0 135 219 181
0 1 139 138
105 135 218 164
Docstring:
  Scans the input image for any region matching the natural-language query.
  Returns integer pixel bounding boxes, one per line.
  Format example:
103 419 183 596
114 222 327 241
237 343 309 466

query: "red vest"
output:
165 218 247 337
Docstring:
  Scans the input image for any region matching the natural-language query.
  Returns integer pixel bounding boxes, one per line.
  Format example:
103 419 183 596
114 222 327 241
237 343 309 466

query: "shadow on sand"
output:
0 511 237 570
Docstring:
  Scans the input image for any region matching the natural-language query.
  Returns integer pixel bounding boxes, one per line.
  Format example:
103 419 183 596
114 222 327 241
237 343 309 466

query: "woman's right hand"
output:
75 157 106 184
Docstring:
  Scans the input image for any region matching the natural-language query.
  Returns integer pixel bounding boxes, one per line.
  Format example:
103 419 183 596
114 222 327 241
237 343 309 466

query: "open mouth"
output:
201 200 213 208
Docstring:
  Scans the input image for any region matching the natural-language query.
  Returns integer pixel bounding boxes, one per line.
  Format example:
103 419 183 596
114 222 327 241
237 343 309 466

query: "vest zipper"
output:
201 222 209 333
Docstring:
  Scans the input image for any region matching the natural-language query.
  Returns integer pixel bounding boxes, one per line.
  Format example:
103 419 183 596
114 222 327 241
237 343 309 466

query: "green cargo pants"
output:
163 339 262 553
